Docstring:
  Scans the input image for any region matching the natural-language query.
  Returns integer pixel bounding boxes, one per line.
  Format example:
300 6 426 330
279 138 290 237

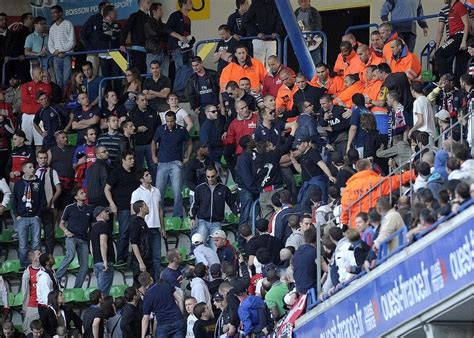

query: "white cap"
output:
191 233 204 245
435 109 450 121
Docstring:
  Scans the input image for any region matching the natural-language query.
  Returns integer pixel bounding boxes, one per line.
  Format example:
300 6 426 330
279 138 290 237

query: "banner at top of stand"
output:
30 0 138 26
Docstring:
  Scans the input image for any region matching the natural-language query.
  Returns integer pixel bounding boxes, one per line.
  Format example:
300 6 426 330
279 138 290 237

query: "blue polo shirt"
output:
24 31 49 54
153 124 190 163
142 282 184 326
84 75 104 103
61 203 95 241
254 121 285 146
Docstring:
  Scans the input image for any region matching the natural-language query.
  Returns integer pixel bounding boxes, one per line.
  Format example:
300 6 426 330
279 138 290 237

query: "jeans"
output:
56 237 89 288
252 39 276 68
149 228 162 282
310 47 322 67
171 49 188 95
135 144 157 185
93 262 114 296
146 51 170 77
41 209 54 255
196 219 222 250
17 216 41 268
239 189 258 226
156 161 184 217
155 319 186 338
298 176 328 214
117 209 131 262
52 56 72 88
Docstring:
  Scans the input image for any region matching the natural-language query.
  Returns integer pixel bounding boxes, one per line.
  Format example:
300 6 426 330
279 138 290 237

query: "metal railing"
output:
283 30 327 66
345 109 473 227
420 40 436 80
97 73 150 108
2 56 41 85
345 13 440 34
250 199 260 235
46 48 130 71
193 34 283 61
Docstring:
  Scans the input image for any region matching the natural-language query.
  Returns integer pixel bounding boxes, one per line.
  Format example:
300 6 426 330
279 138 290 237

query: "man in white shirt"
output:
48 5 75 88
191 233 220 268
130 168 165 281
409 81 435 139
36 253 59 320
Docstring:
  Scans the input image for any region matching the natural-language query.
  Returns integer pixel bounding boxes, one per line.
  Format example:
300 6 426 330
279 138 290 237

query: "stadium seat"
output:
83 287 97 302
8 293 22 310
178 247 195 264
181 217 191 231
63 288 85 304
53 256 65 270
0 259 21 276
67 133 78 146
109 285 128 299
165 217 182 232
294 174 303 187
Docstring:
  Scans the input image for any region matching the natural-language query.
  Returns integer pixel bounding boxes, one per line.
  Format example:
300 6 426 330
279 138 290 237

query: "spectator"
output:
120 287 142 338
21 249 42 334
185 296 198 337
285 215 304 250
120 0 151 73
262 263 287 321
129 200 153 285
97 115 123 167
452 142 474 184
82 289 104 338
191 263 213 313
220 45 267 93
376 134 412 169
141 273 186 337
101 90 127 125
24 16 49 71
71 92 101 145
211 230 239 270
2 321 24 338
388 38 421 81
36 253 59 319
242 0 283 67
373 197 405 253
294 0 323 65
269 190 297 242
409 81 435 139
292 226 318 294
5 74 21 117
42 71 63 105
0 13 10 83
227 0 251 44
199 105 224 163
131 169 165 282
26 320 48 338
379 22 399 62
191 166 239 249
72 127 97 189
293 73 325 113
341 159 414 228
144 2 168 75
128 92 161 183
275 69 298 115
356 44 383 83
222 81 257 128
213 24 239 74
161 249 182 288
90 206 115 295
319 94 351 156
104 151 139 263
121 67 142 111
118 119 136 154
355 212 375 247
33 91 68 149
106 297 125 337
386 90 408 146
63 70 85 111
152 110 192 217
334 74 365 109
192 233 220 268
86 146 111 207
246 219 284 271
427 73 464 119
380 0 428 51
192 302 216 338
334 41 364 77
21 67 52 148
82 61 103 106
162 93 193 131
185 56 220 124
39 290 82 336
143 60 171 112
48 5 75 88
310 63 344 96
262 56 294 98
7 131 36 189
185 143 215 205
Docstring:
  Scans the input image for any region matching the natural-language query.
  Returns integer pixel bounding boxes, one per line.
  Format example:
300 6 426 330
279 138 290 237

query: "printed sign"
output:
176 0 210 21
294 216 474 337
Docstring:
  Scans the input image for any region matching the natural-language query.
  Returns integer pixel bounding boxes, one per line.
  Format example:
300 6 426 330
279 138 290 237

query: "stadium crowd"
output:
0 0 473 337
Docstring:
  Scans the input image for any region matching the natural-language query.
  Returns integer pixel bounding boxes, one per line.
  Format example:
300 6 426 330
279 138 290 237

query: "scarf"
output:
22 179 33 209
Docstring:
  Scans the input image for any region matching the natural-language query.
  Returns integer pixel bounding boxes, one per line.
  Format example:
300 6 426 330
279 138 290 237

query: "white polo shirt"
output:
130 185 162 228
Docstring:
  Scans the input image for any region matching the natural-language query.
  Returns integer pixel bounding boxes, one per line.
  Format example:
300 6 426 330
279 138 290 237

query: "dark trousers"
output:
397 31 417 52
130 50 147 74
435 33 469 80
223 145 237 180
41 209 55 255
99 58 122 92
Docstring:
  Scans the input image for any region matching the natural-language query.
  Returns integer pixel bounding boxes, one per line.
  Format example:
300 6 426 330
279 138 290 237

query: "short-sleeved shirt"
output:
61 203 94 241
215 37 238 73
101 104 127 120
159 108 189 128
130 185 162 228
153 124 190 163
350 107 369 148
160 267 182 288
84 75 104 103
73 106 101 142
448 2 468 37
106 165 139 210
82 306 104 338
196 75 219 107
299 148 324 181
143 76 172 111
254 121 285 146
24 31 48 54
90 220 115 264
142 282 184 325
265 281 289 317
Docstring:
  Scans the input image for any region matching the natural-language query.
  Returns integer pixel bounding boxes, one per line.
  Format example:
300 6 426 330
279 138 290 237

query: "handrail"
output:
346 109 473 227
193 34 283 62
283 30 327 66
97 73 150 108
345 13 440 34
46 48 130 71
420 40 436 73
250 199 260 235
2 56 41 85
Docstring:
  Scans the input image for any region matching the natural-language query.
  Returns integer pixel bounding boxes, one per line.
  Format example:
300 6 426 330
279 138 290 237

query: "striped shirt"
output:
47 19 75 53
97 132 123 166
439 4 473 38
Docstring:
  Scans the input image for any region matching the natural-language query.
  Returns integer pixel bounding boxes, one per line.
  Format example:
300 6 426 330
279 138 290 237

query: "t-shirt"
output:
299 148 324 181
264 281 289 318
153 124 190 163
143 76 172 111
292 244 317 294
159 108 189 128
106 165 139 210
82 306 104 338
215 37 238 73
61 203 94 241
448 2 468 37
84 75 104 103
160 267 182 288
142 282 183 325
246 234 283 265
412 95 435 135
196 75 218 107
101 104 128 120
90 220 115 264
27 266 40 307
73 106 101 143
193 318 216 338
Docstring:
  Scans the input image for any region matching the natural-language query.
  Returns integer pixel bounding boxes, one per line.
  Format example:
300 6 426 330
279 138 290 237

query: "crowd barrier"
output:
283 30 328 66
45 48 130 71
97 73 150 109
2 56 41 85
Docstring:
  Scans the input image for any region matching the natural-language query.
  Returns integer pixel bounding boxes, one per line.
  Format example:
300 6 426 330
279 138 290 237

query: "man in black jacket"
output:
98 4 121 90
185 143 215 201
12 161 46 268
86 146 112 207
145 2 169 76
319 94 351 156
185 56 220 124
120 287 142 337
190 166 239 249
293 73 325 113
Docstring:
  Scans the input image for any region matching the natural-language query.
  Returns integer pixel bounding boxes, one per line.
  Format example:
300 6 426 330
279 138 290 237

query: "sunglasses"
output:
208 109 218 113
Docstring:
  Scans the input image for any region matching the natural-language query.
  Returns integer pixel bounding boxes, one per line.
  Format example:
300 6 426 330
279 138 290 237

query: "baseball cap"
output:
209 263 222 277
210 230 227 239
191 233 204 245
293 137 311 149
435 109 450 121
13 130 27 140
93 206 110 218
212 292 224 302
230 279 246 296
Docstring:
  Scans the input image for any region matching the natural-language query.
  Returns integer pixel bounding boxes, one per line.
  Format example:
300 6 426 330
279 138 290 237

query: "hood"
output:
434 150 449 179
427 171 444 183
191 277 206 288
242 295 265 309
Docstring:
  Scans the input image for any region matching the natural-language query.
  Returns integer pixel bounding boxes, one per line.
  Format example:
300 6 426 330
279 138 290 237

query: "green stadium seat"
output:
67 256 80 271
225 213 239 225
0 229 17 243
112 219 120 238
178 247 195 264
83 287 97 302
53 256 65 270
165 187 173 200
182 186 190 199
67 133 78 146
181 217 191 231
165 217 182 232
294 174 303 187
8 293 22 309
109 285 128 299
63 288 85 303
0 259 21 275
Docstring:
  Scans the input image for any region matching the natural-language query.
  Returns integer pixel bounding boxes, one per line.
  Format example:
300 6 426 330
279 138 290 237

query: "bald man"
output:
357 44 384 82
275 69 298 114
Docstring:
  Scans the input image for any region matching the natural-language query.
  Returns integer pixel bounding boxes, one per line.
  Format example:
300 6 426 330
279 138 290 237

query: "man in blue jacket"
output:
12 162 46 268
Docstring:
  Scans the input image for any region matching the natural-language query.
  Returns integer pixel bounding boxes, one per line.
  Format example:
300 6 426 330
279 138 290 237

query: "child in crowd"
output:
185 296 198 338
192 302 216 338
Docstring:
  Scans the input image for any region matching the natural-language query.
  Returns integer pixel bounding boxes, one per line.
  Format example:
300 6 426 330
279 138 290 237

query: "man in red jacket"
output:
21 67 52 150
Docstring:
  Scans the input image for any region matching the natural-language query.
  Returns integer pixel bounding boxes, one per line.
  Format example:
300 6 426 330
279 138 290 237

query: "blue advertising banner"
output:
30 0 138 26
294 217 474 338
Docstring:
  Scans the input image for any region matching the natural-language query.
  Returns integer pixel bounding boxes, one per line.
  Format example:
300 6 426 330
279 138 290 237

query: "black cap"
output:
331 152 345 166
209 263 222 277
14 130 27 140
293 137 311 149
230 279 246 296
93 206 110 218
212 292 224 302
